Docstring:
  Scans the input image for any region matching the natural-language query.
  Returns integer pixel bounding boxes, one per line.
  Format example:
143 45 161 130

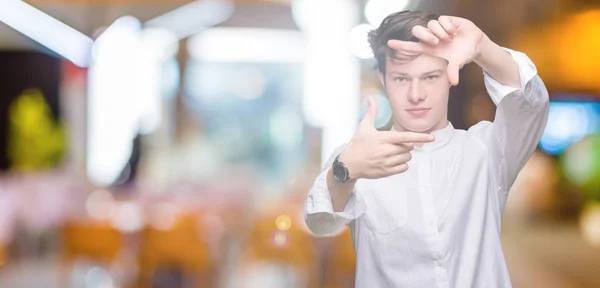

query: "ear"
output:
377 70 386 87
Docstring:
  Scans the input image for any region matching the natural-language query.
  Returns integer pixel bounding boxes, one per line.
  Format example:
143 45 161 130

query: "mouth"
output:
405 107 430 116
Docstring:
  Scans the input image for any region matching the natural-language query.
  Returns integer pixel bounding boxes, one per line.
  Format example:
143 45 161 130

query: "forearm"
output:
474 35 521 88
326 168 356 212
480 46 550 193
304 145 365 236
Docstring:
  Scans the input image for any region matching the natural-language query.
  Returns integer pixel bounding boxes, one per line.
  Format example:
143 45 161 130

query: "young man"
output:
304 10 549 288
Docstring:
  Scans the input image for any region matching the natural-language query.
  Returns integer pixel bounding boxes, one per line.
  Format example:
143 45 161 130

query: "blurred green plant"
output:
7 88 66 171
560 133 600 201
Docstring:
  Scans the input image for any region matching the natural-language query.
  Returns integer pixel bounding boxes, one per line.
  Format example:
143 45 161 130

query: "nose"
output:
408 81 426 103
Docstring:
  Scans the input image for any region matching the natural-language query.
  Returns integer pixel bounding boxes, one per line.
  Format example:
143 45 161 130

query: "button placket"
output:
417 151 450 288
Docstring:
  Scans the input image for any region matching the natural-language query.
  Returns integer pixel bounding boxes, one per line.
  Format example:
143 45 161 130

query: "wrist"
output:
473 34 497 67
338 148 361 180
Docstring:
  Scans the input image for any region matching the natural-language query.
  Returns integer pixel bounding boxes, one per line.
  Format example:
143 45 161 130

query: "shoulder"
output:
456 121 494 148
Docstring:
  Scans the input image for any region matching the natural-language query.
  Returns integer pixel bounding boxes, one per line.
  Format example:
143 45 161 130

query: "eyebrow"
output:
389 69 444 77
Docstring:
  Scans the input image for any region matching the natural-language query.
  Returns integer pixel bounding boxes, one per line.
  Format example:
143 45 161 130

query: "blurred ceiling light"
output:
139 27 179 61
292 0 359 166
0 0 93 67
580 202 600 248
348 24 375 59
87 16 142 186
188 28 305 63
365 0 412 27
89 16 177 187
292 0 345 32
144 0 234 40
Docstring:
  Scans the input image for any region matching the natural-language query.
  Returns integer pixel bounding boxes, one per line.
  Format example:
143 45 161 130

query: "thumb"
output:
447 61 461 86
360 96 379 128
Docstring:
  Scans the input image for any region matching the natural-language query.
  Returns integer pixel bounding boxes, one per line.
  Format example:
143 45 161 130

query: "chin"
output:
397 118 437 133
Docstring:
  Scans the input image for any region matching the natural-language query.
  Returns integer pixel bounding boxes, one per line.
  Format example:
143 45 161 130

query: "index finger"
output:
387 40 435 56
381 131 435 144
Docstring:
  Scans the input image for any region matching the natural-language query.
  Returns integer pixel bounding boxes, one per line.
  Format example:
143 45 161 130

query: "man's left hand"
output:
387 15 486 86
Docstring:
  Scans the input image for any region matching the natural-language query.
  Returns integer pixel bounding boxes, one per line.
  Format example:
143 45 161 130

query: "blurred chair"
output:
60 220 124 287
322 227 356 288
237 203 318 288
0 242 6 269
137 212 214 288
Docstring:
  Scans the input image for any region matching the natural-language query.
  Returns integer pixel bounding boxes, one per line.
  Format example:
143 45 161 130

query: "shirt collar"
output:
391 121 455 151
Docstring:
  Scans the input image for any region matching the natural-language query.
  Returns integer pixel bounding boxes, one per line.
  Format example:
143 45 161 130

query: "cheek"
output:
384 84 407 101
424 82 450 103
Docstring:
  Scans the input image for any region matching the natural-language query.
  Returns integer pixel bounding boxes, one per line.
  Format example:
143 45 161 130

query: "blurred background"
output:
0 0 599 287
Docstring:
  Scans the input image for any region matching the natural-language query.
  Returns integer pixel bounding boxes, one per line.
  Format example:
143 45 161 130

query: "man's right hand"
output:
339 96 435 180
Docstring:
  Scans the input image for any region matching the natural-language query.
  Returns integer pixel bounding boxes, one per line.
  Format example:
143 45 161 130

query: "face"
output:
378 53 451 133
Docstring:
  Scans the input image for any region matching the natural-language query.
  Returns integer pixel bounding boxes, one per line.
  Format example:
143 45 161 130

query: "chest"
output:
354 140 492 235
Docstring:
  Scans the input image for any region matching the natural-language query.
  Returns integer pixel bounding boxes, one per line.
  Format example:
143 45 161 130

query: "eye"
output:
394 77 407 82
425 75 438 81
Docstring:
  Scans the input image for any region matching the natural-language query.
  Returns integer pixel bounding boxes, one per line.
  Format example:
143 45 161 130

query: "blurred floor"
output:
0 257 60 288
1 221 600 287
503 222 600 288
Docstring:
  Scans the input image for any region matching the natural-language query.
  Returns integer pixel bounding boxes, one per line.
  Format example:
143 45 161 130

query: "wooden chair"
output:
0 242 6 269
60 220 125 287
137 212 214 288
239 204 318 288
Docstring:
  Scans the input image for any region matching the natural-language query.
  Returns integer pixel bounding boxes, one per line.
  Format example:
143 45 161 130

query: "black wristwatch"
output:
332 155 351 183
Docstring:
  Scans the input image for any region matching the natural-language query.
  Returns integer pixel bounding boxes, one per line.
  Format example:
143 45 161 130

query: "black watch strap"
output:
332 155 351 183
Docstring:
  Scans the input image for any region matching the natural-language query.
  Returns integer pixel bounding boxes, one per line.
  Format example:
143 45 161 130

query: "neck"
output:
393 119 448 134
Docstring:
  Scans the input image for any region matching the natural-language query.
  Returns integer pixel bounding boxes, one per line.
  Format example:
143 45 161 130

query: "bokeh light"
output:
365 0 412 27
232 67 267 100
149 202 179 231
348 24 375 59
580 202 600 248
271 230 290 249
109 202 144 233
360 94 392 129
539 101 600 155
85 189 116 220
561 134 600 196
84 266 114 288
275 215 292 231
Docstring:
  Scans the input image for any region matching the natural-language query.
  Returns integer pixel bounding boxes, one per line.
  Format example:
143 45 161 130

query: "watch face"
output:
333 163 348 182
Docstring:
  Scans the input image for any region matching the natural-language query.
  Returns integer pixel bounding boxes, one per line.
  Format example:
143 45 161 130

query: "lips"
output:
405 108 430 116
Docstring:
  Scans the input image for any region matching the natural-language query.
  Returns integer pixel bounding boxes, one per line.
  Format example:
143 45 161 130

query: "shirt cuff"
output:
483 47 539 106
305 168 365 220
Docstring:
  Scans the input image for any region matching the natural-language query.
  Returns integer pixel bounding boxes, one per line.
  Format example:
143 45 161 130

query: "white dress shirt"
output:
304 48 549 288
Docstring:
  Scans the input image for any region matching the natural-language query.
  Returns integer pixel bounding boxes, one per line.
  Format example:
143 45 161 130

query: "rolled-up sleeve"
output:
304 144 366 236
482 48 550 207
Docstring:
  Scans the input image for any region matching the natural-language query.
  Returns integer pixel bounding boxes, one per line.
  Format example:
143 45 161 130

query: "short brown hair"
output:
368 10 439 73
